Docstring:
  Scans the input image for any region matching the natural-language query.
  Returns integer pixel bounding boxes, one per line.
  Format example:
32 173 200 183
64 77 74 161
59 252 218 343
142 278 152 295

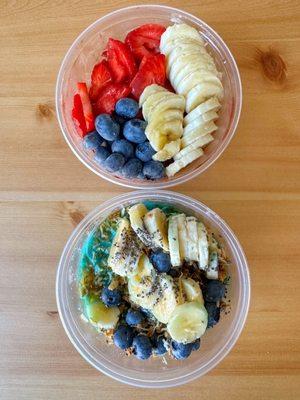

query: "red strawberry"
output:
89 60 112 102
125 24 166 62
130 53 166 99
77 82 95 132
72 94 87 137
107 38 137 83
93 83 130 115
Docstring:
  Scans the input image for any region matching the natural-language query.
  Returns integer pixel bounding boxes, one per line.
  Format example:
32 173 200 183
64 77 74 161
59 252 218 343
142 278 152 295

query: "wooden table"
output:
1 1 299 399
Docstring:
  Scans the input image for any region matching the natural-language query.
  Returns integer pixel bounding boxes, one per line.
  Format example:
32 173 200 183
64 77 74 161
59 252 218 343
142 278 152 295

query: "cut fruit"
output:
181 277 204 303
183 97 221 126
77 83 95 132
186 83 224 113
93 83 130 115
167 301 208 343
128 203 153 248
143 208 169 252
168 215 181 267
145 128 168 151
139 83 167 107
85 300 120 330
107 218 142 277
186 216 199 261
89 60 112 102
197 222 209 270
106 38 137 83
153 139 181 161
72 94 87 137
130 253 156 289
160 24 204 53
175 134 213 160
176 72 222 96
181 121 217 147
183 110 218 134
130 53 166 99
176 214 189 260
206 251 219 279
125 24 166 61
166 148 204 177
151 274 184 323
142 91 175 120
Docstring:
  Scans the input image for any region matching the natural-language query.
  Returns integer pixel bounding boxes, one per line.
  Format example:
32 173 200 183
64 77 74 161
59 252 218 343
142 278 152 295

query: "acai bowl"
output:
56 191 250 387
55 5 242 189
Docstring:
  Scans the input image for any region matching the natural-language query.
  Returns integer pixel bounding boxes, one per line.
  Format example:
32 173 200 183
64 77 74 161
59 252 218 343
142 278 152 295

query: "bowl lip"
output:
56 190 251 388
55 4 242 190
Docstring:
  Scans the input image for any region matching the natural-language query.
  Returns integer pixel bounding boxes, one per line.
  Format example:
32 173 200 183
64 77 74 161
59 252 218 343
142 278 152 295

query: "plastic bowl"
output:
56 191 250 388
56 5 242 189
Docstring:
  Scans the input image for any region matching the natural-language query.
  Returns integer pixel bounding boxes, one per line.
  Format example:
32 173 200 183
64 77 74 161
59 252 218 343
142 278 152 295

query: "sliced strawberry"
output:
89 60 112 102
72 94 87 137
130 53 166 99
93 83 130 115
125 24 166 62
107 38 137 83
77 82 95 132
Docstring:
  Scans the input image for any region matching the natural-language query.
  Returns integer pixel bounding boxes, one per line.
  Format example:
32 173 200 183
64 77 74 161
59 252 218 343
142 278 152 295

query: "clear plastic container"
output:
56 191 250 388
55 5 242 189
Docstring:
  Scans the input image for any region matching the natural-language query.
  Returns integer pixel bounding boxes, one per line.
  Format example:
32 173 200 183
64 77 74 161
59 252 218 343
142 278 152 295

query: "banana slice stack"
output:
139 84 185 161
160 24 224 177
168 214 210 272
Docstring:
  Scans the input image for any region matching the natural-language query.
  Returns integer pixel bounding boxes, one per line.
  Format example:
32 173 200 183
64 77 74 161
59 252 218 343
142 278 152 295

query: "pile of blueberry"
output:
83 98 165 180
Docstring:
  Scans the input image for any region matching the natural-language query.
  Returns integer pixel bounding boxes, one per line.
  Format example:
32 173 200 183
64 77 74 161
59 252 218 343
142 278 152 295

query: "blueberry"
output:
205 302 220 328
153 335 167 356
115 98 139 119
121 158 143 178
103 153 125 172
113 113 127 127
191 338 201 351
111 139 134 159
143 160 165 179
101 287 121 307
135 141 155 162
94 146 111 164
95 114 120 141
132 334 152 360
113 325 134 350
150 251 171 273
204 280 225 302
123 119 147 144
83 130 102 151
171 341 193 360
125 309 145 326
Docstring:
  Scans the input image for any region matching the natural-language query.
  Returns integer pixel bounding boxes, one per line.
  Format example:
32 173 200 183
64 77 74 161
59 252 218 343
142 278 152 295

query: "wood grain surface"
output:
0 1 300 399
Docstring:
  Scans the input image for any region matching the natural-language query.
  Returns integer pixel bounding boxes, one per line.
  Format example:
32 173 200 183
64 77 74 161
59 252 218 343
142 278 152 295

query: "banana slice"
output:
153 139 181 161
130 253 156 289
85 300 120 330
186 83 224 113
143 92 175 121
108 218 142 277
186 216 199 261
175 134 213 160
177 73 222 97
197 222 209 271
167 301 208 343
167 51 216 75
128 277 160 310
145 127 168 151
147 118 183 139
148 109 183 126
151 274 184 323
160 24 204 52
128 203 154 248
176 214 189 260
166 148 204 177
168 215 182 267
183 110 218 136
172 64 219 90
181 121 217 147
139 84 167 107
143 208 169 251
206 251 219 279
162 38 208 57
180 277 204 303
183 97 221 126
